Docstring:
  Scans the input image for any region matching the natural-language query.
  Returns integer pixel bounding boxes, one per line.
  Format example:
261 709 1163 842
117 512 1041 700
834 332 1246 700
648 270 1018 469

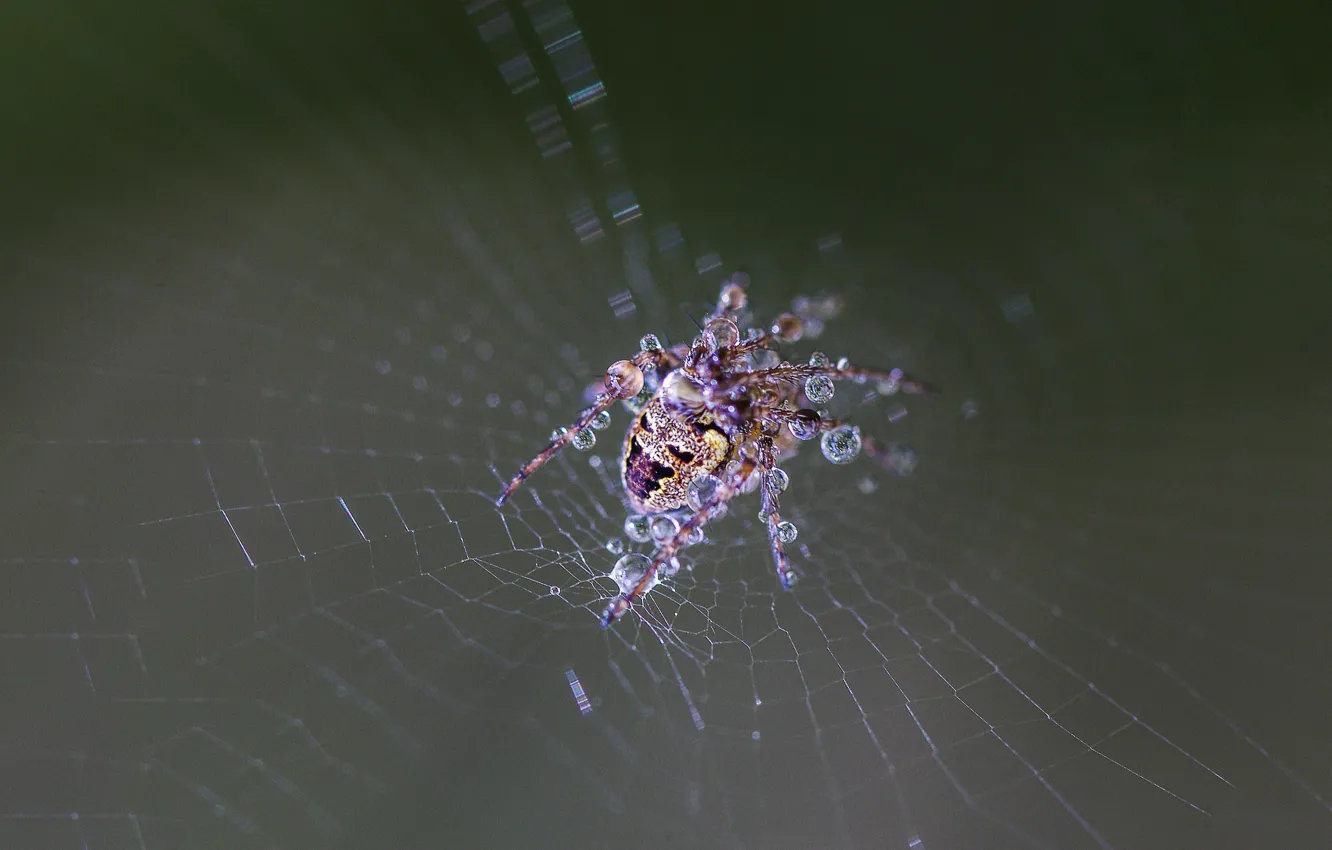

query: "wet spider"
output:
495 272 938 627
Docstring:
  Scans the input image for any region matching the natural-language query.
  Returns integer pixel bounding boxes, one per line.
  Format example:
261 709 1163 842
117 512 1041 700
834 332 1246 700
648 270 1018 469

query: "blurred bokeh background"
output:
2 1 1331 848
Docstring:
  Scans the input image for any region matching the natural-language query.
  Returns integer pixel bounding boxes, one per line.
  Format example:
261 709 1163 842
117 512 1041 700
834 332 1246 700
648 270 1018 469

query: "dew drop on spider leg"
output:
766 467 789 495
571 429 596 450
821 425 862 464
549 426 569 443
660 555 682 579
624 514 652 543
776 520 798 543
610 553 653 596
686 473 723 511
788 408 821 441
808 351 830 367
589 410 612 431
639 333 662 352
650 515 680 542
705 317 740 348
804 375 835 405
605 537 625 556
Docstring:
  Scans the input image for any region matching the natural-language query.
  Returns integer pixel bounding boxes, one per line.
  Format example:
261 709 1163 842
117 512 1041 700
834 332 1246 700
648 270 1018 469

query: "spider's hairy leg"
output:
719 362 941 397
755 437 798 589
600 445 762 627
817 362 941 395
494 359 644 507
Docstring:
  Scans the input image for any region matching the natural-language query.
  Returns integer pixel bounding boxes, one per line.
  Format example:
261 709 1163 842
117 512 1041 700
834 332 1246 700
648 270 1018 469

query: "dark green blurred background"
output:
2 2 1331 848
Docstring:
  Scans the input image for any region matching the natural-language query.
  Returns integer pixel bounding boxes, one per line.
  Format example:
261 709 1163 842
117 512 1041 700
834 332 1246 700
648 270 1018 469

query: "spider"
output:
495 272 938 627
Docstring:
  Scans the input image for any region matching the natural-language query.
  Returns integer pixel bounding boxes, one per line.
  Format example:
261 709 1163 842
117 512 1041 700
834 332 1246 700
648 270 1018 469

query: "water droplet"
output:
610 553 653 595
639 333 662 352
836 356 851 370
650 515 680 542
705 317 740 348
884 443 918 476
808 351 830 367
721 281 748 311
549 426 569 443
686 473 723 511
766 467 789 494
788 409 821 441
770 313 804 342
624 514 652 543
605 537 625 556
571 429 596 451
684 526 705 546
588 455 602 468
804 375 835 405
962 400 980 419
776 520 798 543
821 425 862 464
589 410 612 431
751 730 761 741
549 585 561 595
857 476 878 494
660 556 682 579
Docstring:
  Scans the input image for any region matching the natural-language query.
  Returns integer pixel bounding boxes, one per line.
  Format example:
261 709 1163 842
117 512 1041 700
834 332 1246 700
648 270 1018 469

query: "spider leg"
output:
600 446 763 627
817 362 940 396
754 437 798 589
494 395 618 507
719 362 940 397
495 359 645 507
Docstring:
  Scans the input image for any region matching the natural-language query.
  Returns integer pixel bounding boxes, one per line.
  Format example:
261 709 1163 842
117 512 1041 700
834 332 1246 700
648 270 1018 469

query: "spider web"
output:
3 2 1332 849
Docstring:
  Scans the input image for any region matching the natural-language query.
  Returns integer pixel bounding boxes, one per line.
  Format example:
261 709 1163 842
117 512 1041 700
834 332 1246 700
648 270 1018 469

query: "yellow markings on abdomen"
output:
621 395 730 513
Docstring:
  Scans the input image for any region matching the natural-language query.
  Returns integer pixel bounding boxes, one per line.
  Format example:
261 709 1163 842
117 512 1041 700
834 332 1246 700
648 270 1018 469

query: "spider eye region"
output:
621 394 729 513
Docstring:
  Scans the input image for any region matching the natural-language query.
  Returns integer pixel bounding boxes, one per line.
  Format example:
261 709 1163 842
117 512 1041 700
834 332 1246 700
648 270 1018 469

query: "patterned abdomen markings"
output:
621 395 730 513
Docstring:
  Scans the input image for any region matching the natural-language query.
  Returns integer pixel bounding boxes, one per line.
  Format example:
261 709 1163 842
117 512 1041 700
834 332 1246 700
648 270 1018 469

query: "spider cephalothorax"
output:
495 272 938 627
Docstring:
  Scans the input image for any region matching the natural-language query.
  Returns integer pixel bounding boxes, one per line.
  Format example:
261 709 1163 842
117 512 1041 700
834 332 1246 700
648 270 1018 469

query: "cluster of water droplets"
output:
595 287 929 607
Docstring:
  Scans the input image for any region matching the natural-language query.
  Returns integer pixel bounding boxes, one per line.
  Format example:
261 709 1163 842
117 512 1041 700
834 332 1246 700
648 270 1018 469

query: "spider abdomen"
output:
621 393 730 514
